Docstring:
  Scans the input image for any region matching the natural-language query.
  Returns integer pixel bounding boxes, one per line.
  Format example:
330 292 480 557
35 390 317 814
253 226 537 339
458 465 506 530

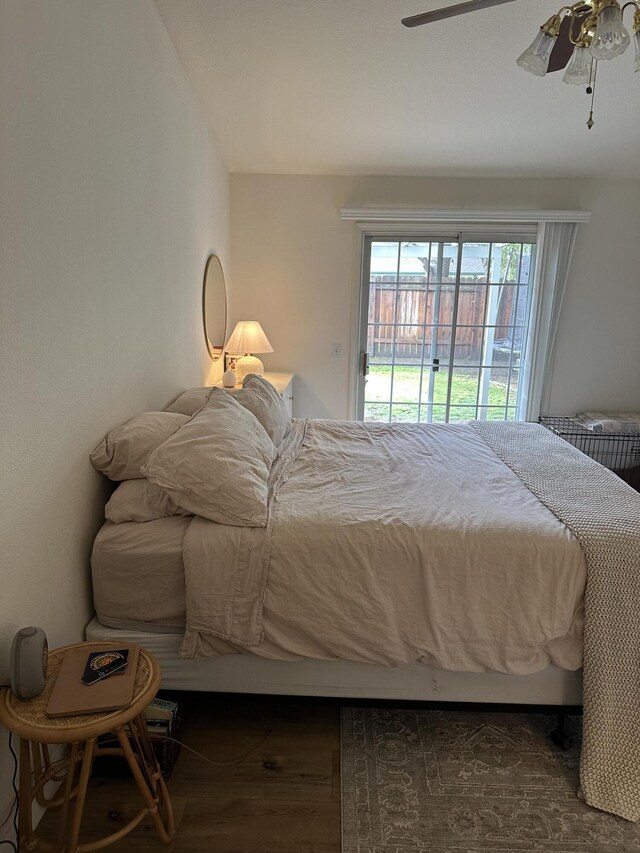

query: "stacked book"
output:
145 697 179 735
93 696 182 780
145 697 182 779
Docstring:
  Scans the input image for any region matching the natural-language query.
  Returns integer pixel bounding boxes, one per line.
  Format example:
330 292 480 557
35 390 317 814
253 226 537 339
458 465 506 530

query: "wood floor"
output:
37 693 342 852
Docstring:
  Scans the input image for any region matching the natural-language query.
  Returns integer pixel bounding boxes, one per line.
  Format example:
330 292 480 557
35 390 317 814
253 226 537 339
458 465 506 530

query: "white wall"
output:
231 174 640 419
0 0 229 834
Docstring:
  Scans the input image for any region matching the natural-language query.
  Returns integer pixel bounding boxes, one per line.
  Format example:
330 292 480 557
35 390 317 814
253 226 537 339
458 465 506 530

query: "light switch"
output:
331 343 342 358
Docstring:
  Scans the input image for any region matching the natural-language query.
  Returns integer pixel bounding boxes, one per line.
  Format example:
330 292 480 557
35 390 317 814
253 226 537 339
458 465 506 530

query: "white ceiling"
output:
154 0 640 178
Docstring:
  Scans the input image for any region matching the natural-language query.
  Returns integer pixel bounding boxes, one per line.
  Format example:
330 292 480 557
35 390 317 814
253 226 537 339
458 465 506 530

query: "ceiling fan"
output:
401 0 591 73
401 0 640 128
402 0 518 28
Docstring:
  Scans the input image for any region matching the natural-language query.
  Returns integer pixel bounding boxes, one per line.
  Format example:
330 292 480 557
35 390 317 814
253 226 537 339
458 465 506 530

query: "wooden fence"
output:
368 277 516 361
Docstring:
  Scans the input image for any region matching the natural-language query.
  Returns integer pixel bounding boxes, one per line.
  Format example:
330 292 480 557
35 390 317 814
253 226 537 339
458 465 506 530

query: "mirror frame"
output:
202 254 227 361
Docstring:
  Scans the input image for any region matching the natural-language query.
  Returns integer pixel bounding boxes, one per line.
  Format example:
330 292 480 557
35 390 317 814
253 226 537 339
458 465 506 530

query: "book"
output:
146 723 171 736
144 697 179 721
82 649 130 685
46 645 139 717
145 717 172 728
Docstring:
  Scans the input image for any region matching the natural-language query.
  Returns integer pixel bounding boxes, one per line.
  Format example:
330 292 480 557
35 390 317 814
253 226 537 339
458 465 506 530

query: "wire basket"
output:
539 416 640 492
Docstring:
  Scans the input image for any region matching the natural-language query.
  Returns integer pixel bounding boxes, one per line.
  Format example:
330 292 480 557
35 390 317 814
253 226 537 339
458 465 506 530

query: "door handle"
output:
432 358 440 373
361 351 369 376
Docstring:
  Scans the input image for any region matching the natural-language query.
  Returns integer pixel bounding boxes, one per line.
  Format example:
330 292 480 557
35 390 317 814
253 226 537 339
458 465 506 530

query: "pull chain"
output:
586 58 598 130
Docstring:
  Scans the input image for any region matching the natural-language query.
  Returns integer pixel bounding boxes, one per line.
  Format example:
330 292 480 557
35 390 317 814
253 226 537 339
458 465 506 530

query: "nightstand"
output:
220 372 295 417
263 372 295 417
0 642 174 852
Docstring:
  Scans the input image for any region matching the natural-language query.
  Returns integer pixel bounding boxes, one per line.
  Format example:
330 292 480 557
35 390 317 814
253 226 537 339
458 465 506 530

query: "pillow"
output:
141 390 277 527
105 479 192 523
228 374 292 447
165 387 212 416
90 412 190 481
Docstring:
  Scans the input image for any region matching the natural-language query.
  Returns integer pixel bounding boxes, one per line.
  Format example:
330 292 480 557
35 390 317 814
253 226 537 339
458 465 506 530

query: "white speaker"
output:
10 627 48 699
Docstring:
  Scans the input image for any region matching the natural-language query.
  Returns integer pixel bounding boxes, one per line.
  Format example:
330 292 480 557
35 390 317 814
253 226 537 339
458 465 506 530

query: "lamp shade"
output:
224 321 273 355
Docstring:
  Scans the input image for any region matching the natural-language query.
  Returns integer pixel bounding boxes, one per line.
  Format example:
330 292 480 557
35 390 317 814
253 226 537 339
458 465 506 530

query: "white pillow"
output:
105 479 192 523
90 412 190 481
227 374 292 447
142 390 276 527
164 387 212 416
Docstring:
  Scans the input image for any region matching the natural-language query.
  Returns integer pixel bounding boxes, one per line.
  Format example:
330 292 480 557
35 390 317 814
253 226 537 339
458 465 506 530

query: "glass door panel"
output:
359 237 535 423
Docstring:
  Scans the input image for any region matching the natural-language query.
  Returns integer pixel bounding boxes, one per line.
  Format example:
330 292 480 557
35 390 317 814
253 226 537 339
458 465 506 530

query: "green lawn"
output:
364 364 518 422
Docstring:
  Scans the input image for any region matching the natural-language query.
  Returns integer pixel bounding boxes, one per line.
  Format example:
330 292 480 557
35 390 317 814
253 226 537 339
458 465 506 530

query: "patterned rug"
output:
341 708 640 852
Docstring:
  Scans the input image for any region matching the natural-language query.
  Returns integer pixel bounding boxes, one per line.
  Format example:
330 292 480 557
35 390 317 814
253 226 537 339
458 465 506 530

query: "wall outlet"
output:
331 343 342 358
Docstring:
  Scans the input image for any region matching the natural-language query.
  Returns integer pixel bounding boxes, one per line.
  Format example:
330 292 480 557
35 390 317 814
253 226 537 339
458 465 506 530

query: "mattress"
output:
91 516 189 633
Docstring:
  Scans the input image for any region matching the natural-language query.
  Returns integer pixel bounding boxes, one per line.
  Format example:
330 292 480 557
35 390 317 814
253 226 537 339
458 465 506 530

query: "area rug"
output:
341 708 640 852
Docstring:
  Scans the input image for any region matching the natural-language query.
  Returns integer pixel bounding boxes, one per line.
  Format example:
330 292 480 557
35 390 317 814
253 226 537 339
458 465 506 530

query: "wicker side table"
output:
0 642 174 853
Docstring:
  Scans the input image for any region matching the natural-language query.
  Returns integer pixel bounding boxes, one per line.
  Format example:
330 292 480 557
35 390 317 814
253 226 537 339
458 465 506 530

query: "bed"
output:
87 380 640 819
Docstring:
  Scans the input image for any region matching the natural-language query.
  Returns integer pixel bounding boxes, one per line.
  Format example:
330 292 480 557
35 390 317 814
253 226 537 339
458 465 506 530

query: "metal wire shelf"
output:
538 416 640 491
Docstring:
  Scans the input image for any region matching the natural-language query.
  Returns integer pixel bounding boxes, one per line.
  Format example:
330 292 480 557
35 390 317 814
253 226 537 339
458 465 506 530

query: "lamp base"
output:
235 354 264 384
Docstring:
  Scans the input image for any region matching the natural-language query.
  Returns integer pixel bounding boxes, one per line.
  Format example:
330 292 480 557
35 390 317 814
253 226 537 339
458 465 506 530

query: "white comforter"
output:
181 419 585 673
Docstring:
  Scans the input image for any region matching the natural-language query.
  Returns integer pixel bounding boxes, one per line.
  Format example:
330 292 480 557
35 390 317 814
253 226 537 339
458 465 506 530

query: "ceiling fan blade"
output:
547 6 591 72
402 0 518 28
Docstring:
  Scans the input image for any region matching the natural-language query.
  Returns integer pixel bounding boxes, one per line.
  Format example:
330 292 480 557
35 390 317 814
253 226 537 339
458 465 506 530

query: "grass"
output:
364 364 518 423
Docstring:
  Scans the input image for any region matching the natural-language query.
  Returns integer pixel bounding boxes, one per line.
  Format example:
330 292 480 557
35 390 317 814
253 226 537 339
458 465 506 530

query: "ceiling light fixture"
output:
517 0 640 129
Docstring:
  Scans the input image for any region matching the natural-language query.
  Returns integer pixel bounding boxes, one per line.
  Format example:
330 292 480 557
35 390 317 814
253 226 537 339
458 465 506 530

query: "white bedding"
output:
92 419 586 674
85 616 584 705
180 419 586 672
91 516 188 632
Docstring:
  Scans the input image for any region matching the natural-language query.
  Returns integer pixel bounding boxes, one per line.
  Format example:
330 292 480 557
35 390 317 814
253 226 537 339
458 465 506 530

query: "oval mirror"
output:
202 254 227 361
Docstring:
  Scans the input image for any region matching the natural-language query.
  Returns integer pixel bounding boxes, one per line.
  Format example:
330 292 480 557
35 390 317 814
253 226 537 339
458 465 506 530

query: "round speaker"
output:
10 626 48 699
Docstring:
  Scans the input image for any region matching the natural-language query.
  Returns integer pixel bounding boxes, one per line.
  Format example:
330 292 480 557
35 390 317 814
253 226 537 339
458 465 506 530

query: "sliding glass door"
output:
356 235 536 423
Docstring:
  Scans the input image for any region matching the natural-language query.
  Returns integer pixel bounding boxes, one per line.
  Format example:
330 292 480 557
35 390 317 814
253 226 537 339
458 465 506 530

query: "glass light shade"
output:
224 320 273 355
563 46 592 84
517 30 557 76
634 30 640 71
590 4 630 60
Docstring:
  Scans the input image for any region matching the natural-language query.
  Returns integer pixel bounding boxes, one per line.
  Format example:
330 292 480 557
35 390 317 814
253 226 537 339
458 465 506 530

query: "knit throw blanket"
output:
471 421 640 821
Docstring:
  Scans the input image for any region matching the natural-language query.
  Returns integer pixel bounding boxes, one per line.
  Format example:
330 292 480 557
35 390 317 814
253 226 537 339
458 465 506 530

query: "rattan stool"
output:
0 642 174 853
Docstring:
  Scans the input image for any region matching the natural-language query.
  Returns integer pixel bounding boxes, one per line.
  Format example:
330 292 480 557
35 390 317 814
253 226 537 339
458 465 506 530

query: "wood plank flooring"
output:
36 694 342 852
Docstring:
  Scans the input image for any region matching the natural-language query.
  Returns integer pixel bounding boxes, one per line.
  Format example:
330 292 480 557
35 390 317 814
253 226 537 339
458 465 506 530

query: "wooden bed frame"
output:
85 617 583 706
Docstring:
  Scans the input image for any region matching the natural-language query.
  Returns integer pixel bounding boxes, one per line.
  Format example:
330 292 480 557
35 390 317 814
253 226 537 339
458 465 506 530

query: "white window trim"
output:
341 208 592 224
344 209 591 422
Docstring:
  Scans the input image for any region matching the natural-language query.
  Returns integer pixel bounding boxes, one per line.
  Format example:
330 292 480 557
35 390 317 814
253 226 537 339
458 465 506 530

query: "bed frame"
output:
86 617 583 706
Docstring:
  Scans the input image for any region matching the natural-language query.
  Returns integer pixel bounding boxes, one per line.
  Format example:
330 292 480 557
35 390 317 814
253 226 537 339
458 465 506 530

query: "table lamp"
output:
225 321 273 383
